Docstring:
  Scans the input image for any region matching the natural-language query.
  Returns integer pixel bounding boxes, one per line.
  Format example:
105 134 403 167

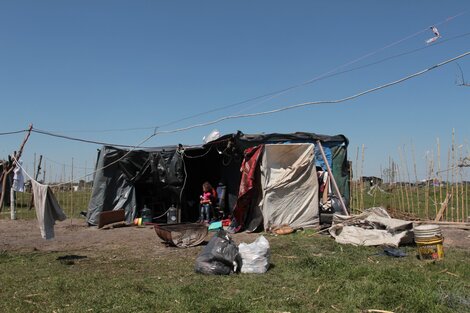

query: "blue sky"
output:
1 1 469 181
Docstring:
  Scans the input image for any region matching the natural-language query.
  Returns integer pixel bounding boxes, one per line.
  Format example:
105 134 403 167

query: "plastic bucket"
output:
416 237 444 261
414 224 442 240
414 224 444 261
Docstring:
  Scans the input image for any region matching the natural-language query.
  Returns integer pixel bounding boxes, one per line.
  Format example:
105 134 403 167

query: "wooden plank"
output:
98 210 125 228
434 193 452 222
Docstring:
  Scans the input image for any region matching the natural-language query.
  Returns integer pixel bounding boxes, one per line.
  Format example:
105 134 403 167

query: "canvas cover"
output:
259 144 319 229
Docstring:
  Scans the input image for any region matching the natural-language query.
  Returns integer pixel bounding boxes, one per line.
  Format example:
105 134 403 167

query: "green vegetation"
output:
1 232 469 313
350 183 470 222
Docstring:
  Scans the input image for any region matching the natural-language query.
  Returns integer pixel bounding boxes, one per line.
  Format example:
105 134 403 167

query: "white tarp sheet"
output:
328 207 413 247
259 144 319 229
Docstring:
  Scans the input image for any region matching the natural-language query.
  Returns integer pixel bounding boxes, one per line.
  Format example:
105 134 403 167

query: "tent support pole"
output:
316 140 349 216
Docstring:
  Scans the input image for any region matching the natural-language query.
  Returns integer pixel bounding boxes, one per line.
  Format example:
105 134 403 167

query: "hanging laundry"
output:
12 160 25 192
425 26 441 44
31 180 67 240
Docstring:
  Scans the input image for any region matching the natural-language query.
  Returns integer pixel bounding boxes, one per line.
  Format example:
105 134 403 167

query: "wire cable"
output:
14 132 157 187
234 31 470 115
0 129 28 136
31 128 147 148
154 51 470 135
34 11 467 135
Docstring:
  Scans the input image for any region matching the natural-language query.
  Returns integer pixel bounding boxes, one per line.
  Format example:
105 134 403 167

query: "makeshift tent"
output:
86 131 349 227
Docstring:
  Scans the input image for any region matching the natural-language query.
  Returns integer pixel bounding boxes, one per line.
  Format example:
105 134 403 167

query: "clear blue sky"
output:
1 1 469 182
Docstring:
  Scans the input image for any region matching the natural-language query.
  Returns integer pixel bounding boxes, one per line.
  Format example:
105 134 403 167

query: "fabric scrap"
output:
231 145 264 232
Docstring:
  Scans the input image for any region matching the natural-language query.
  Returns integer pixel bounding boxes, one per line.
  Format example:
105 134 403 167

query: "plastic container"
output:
414 224 442 240
416 237 444 260
414 224 444 261
167 204 177 224
141 205 152 223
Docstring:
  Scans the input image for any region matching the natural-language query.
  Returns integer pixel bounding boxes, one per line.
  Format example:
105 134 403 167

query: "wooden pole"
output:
460 152 465 223
70 157 74 225
398 146 411 213
28 155 42 210
316 140 349 216
431 152 438 218
437 138 443 208
435 193 452 222
451 129 456 222
0 124 33 212
354 146 359 212
360 144 365 211
445 147 450 221
411 142 420 215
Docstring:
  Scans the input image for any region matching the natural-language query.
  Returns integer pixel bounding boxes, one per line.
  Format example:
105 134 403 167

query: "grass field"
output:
1 230 469 313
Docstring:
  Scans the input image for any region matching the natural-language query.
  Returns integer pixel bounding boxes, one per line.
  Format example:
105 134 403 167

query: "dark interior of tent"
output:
131 140 244 223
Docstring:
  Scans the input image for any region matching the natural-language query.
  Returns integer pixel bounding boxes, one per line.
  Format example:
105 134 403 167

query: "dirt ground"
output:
0 218 468 259
0 218 261 259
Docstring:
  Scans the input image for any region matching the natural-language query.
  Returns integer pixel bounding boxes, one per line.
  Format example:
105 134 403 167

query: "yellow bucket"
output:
416 237 444 261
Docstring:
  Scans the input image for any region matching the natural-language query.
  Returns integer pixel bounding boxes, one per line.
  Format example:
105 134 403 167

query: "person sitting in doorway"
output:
199 181 217 223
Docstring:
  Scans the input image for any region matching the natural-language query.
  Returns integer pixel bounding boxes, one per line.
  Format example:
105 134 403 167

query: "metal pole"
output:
316 140 349 216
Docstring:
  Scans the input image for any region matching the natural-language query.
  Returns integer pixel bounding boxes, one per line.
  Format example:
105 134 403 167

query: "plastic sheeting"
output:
259 144 319 229
239 235 270 273
87 146 184 225
194 229 241 275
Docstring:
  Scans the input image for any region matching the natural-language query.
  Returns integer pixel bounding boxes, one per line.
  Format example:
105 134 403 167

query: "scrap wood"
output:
434 193 452 222
445 271 460 278
98 209 125 228
99 221 128 229
315 285 322 294
415 220 470 230
316 140 348 215
275 254 298 259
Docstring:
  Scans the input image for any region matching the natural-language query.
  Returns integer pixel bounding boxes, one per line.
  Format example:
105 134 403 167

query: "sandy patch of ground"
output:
0 218 468 259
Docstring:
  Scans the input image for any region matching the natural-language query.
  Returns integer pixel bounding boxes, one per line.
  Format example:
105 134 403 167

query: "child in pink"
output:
199 182 216 222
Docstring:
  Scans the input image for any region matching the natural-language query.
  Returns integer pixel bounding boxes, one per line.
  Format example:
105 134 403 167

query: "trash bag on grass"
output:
194 229 241 275
239 235 270 273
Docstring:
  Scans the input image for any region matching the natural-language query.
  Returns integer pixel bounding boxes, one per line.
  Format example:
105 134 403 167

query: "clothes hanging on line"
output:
12 160 25 192
31 180 67 240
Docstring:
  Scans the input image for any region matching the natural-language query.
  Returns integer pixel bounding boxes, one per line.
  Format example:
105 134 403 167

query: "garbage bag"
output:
238 235 270 273
194 229 241 275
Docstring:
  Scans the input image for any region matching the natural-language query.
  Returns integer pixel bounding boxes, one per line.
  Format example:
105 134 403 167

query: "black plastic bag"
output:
194 229 241 275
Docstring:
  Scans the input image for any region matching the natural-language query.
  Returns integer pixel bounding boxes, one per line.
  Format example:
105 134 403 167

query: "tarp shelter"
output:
86 131 349 227
259 144 319 229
